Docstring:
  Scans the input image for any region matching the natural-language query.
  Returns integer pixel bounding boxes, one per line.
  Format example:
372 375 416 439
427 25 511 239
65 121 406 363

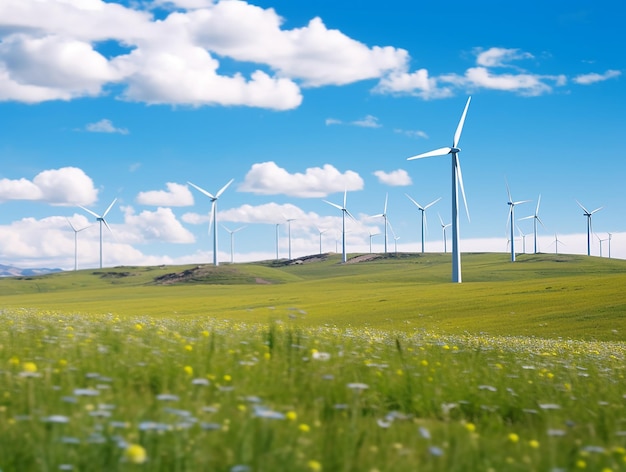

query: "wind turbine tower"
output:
323 190 356 263
66 218 91 271
78 198 117 269
371 193 389 253
406 194 441 253
438 213 451 253
222 225 246 264
506 182 529 262
188 179 234 266
317 227 327 255
407 97 471 282
576 200 603 256
520 194 544 254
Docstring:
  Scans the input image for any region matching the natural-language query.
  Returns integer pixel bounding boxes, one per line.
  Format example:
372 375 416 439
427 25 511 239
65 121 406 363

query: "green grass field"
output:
2 252 626 471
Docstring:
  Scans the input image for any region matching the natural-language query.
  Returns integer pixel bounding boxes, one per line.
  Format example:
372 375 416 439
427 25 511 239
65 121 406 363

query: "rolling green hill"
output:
1 252 625 341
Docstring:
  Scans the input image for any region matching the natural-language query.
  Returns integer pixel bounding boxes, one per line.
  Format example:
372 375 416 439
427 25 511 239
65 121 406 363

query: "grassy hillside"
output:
1 252 625 341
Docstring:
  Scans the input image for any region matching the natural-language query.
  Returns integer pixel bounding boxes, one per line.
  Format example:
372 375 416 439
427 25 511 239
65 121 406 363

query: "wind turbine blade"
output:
513 199 531 206
234 226 247 233
591 206 603 215
519 215 534 221
188 181 216 199
505 179 512 203
576 200 590 214
424 197 442 210
456 157 470 222
323 200 343 211
387 219 396 238
345 209 357 222
407 147 452 160
383 193 388 214
78 205 100 219
102 198 117 218
405 193 424 210
453 96 471 148
66 218 77 232
536 216 546 228
102 218 113 233
221 224 232 233
370 213 384 219
343 189 347 208
208 200 216 235
215 178 234 198
438 212 444 227
535 194 541 216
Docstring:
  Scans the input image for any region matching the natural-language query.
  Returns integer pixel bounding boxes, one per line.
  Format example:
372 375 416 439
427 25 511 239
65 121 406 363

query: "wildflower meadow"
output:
2 308 626 471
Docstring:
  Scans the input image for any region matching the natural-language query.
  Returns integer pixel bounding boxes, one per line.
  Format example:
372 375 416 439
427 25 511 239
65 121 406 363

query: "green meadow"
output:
2 252 626 471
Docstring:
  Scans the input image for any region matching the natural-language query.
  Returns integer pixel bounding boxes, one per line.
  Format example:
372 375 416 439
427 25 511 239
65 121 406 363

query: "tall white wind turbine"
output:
438 213 451 253
78 198 117 269
405 194 441 253
368 230 380 254
371 193 389 253
188 179 234 266
519 194 545 254
274 223 281 260
505 182 529 262
284 216 296 260
66 218 91 271
597 233 609 258
222 225 246 264
550 233 565 255
407 97 471 283
576 200 603 256
323 190 356 263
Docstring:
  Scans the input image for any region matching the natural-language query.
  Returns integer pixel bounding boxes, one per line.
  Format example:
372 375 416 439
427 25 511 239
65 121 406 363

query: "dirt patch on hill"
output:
345 254 382 264
153 265 272 285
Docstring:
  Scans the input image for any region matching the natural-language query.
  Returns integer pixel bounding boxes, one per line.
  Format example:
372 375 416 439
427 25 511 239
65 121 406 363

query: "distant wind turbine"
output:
405 194 441 253
368 230 380 254
517 225 527 254
370 193 389 253
576 200 603 256
608 233 613 258
78 198 117 269
188 179 234 266
388 220 400 254
549 233 565 254
407 96 471 283
222 225 246 264
316 227 328 255
274 223 281 260
283 216 296 260
519 194 545 254
505 181 530 262
324 190 356 263
66 218 91 271
438 213 451 253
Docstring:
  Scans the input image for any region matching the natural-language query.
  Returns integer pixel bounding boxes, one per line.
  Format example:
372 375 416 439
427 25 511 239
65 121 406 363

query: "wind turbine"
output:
608 233 613 258
550 233 565 255
222 225 246 264
519 194 545 254
576 200 603 256
388 220 400 254
66 218 91 271
274 223 281 260
316 227 328 255
323 190 356 263
407 96 471 283
284 216 296 260
438 213 451 253
516 225 527 254
370 193 389 253
368 230 380 254
78 198 117 269
187 178 234 266
597 233 608 258
505 181 530 262
405 194 441 253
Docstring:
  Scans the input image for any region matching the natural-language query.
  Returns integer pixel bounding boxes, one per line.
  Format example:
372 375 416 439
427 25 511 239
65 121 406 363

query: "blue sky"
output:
0 0 624 270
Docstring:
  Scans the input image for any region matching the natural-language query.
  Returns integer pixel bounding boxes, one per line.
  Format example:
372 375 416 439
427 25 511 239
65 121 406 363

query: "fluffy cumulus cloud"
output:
85 118 128 134
0 0 407 109
136 182 194 207
122 206 195 243
373 169 412 186
573 69 621 85
239 161 364 197
0 167 98 205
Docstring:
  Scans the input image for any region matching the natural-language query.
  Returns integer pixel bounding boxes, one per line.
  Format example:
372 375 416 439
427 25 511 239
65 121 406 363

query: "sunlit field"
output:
3 309 626 471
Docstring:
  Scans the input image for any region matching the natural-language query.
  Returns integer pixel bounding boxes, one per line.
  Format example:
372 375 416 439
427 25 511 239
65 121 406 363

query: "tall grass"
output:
2 309 626 471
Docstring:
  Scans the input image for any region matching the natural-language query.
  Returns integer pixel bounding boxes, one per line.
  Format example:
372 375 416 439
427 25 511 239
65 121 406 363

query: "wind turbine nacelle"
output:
450 147 460 153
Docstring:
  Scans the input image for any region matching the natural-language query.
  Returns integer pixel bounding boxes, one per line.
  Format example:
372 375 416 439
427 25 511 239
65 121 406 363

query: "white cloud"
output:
573 69 621 85
0 167 98 205
325 115 381 128
239 161 364 197
475 47 534 68
122 206 195 243
0 0 407 109
136 182 194 207
85 118 129 134
373 169 412 186
374 68 453 99
461 67 562 96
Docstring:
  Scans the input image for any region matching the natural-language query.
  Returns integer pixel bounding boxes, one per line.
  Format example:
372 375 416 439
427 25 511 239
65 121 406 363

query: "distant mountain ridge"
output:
0 264 63 277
